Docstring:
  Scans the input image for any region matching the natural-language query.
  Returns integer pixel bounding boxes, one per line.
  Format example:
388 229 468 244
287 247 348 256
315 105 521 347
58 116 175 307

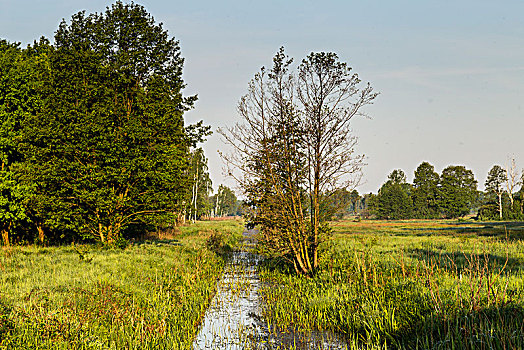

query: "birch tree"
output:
505 157 521 211
485 165 507 220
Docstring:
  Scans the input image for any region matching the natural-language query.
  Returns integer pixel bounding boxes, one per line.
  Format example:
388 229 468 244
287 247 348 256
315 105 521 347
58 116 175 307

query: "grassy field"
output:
259 219 524 349
0 220 244 349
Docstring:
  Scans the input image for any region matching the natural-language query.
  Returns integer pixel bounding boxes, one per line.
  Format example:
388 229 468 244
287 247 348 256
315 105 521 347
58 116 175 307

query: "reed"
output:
258 219 524 348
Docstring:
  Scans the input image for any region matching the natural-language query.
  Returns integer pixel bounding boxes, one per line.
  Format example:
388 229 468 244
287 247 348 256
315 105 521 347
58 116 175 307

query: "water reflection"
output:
192 229 348 350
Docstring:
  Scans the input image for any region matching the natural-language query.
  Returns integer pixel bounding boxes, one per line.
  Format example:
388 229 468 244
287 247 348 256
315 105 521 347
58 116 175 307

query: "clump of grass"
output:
258 219 524 348
0 219 244 349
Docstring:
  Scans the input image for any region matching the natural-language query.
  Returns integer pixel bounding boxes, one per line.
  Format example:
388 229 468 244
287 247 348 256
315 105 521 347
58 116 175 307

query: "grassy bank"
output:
259 220 524 349
0 219 244 349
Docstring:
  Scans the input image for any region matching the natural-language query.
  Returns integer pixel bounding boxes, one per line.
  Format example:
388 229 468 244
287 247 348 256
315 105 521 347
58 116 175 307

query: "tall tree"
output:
188 148 212 221
17 2 200 244
298 51 376 268
0 40 45 245
349 189 361 214
212 185 238 217
485 165 507 220
376 169 412 220
412 161 440 219
505 157 520 212
439 165 478 219
220 48 377 275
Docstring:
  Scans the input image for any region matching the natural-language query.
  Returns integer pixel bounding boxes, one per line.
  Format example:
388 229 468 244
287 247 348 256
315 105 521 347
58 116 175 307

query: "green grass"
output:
258 219 524 349
0 219 244 349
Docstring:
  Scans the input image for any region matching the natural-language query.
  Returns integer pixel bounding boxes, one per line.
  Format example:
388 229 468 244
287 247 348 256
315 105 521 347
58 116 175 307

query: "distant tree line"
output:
0 2 219 246
335 160 524 220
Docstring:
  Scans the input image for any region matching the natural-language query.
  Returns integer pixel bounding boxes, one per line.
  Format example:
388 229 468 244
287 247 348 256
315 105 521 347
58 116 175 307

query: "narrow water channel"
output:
192 229 348 350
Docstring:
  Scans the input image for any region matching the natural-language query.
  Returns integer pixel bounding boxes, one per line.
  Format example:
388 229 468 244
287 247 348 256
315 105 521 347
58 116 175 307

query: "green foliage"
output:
479 165 524 221
412 161 440 219
211 185 239 217
187 148 213 221
0 2 209 245
0 40 41 245
439 165 478 218
375 169 413 220
367 161 523 222
485 165 507 195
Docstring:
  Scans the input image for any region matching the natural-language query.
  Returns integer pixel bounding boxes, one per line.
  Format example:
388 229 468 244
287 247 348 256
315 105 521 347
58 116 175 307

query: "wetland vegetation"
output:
3 218 524 349
259 219 524 349
0 220 243 349
2 2 524 349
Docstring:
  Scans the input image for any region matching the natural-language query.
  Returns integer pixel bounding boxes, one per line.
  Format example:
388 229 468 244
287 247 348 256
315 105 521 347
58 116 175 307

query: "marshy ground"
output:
2 219 524 349
259 219 524 349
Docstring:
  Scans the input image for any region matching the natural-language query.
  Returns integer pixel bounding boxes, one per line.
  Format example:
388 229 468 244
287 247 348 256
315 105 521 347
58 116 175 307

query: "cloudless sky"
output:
1 0 523 194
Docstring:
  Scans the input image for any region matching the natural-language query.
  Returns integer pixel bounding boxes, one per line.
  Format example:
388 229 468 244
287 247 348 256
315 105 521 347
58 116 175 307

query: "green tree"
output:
212 185 238 217
361 192 377 219
349 189 361 214
0 40 44 245
485 165 507 220
376 169 412 220
18 2 199 244
439 165 478 219
322 188 353 220
412 161 440 219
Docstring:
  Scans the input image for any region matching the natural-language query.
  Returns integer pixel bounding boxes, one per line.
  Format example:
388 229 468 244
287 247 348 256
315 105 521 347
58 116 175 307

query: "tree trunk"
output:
312 161 320 270
2 222 12 246
498 193 503 219
1 229 9 247
98 222 105 243
37 225 45 245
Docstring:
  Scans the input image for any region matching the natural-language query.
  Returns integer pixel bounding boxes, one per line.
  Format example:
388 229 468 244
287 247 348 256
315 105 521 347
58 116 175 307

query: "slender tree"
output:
412 161 440 219
220 48 377 274
485 165 507 220
188 148 212 221
505 157 520 212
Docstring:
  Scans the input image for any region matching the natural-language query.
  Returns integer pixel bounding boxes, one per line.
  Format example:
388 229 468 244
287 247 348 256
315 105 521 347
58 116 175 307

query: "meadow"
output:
0 220 244 349
3 218 524 349
259 220 524 349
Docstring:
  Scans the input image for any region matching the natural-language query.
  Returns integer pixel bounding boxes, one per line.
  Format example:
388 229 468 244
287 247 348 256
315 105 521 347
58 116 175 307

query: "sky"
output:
1 0 523 194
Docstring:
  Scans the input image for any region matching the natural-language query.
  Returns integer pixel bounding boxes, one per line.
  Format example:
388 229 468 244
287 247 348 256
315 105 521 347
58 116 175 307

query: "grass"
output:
258 219 524 349
0 219 244 349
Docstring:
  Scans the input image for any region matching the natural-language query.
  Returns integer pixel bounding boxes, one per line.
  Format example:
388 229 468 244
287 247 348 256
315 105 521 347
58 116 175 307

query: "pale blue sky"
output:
1 0 523 193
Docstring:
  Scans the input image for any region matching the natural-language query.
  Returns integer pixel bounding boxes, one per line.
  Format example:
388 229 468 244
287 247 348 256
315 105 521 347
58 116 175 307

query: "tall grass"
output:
0 219 244 349
259 220 524 349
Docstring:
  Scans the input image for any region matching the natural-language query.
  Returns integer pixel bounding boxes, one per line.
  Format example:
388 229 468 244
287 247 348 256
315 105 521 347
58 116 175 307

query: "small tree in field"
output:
220 48 377 275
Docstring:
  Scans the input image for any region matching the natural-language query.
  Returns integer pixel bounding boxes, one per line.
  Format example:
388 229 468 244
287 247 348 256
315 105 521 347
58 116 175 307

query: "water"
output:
192 229 348 350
